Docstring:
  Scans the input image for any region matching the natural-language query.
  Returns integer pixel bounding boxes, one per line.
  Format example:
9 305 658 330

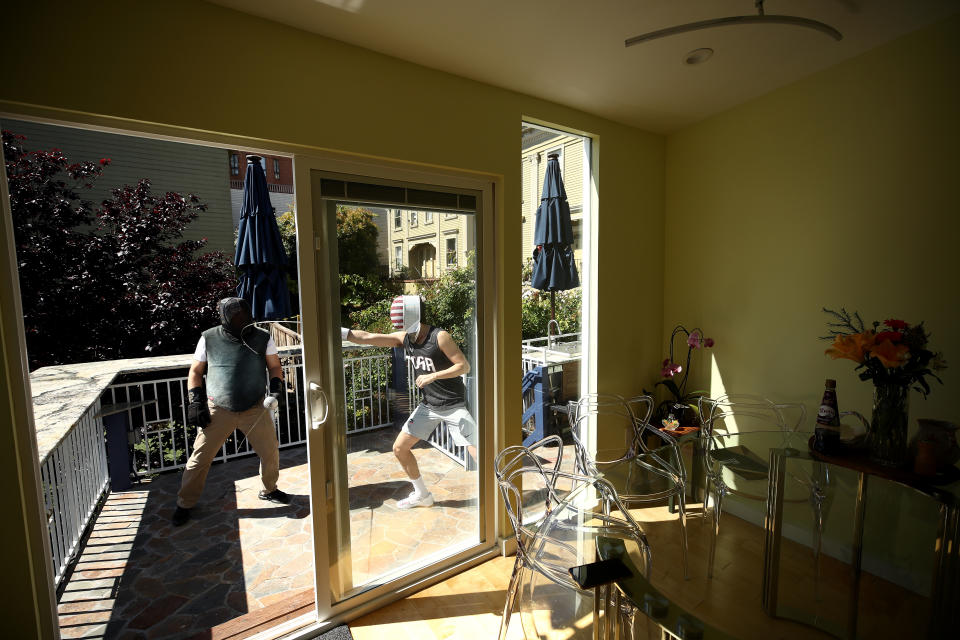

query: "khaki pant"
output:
177 399 280 508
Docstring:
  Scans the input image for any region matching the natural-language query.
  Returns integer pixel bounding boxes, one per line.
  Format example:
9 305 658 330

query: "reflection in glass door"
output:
310 177 483 604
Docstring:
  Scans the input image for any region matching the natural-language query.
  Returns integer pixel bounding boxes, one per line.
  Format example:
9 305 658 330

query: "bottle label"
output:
817 405 837 424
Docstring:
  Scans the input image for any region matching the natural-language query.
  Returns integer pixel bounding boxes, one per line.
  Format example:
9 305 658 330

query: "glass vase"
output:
867 382 910 468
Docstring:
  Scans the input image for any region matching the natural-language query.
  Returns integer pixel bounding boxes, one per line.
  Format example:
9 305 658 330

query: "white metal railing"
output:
40 399 109 586
521 330 582 373
111 349 397 475
343 348 392 434
521 331 582 436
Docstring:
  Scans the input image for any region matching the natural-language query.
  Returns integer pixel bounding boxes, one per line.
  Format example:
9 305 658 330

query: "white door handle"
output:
308 382 330 429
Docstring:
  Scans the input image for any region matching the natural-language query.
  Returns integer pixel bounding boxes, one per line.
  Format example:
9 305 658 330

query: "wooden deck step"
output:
189 588 315 640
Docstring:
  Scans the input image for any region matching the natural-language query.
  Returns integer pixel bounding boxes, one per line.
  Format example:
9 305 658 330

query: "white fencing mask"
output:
390 295 423 334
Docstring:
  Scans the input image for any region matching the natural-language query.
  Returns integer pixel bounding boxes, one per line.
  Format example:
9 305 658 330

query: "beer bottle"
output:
813 379 841 455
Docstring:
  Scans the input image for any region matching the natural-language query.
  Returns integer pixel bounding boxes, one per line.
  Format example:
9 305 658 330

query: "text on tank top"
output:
404 326 466 407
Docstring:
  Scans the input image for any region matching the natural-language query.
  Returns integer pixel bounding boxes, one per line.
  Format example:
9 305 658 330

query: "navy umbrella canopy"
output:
531 153 580 318
235 156 291 321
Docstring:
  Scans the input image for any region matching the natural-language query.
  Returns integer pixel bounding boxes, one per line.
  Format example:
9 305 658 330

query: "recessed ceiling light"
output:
684 48 714 65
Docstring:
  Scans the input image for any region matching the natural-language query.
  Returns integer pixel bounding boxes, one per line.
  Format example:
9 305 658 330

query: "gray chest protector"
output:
203 326 270 411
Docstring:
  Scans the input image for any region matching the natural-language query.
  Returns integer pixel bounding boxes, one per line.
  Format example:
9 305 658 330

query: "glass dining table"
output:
519 429 958 639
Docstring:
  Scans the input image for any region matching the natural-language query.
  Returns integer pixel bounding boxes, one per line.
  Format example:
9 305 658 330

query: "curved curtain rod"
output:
625 14 843 47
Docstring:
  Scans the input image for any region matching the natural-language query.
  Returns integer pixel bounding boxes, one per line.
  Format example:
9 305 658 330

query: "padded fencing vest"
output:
203 326 270 411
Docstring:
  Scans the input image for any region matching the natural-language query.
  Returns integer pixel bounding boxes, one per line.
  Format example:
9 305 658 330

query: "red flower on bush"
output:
884 319 908 330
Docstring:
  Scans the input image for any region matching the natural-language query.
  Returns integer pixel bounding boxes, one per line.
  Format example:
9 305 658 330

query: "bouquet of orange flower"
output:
822 308 946 396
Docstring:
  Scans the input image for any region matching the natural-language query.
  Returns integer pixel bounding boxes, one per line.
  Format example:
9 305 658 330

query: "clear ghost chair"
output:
495 435 651 640
569 393 690 579
697 395 829 584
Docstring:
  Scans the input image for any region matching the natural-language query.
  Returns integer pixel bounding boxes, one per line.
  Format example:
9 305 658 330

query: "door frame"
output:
0 101 503 638
293 152 500 625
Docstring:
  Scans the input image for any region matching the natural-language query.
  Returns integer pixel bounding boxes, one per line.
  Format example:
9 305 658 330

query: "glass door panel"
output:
305 170 484 607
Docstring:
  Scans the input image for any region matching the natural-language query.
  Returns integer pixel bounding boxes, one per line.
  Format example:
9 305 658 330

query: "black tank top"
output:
404 326 466 407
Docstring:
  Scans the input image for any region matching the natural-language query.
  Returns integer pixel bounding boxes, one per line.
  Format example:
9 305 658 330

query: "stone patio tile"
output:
59 609 112 626
58 600 116 614
59 622 109 639
57 432 482 639
59 588 115 602
63 578 117 591
126 594 188 629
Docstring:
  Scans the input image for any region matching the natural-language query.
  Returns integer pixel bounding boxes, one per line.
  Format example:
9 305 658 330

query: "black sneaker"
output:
258 488 292 504
172 506 192 526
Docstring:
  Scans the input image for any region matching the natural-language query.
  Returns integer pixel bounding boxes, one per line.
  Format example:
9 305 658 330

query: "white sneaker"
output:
397 491 434 510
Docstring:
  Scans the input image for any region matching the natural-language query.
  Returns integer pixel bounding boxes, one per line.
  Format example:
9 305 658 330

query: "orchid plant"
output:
647 324 715 427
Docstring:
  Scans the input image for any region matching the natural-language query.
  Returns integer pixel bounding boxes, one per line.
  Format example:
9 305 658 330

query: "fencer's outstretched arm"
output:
343 328 405 348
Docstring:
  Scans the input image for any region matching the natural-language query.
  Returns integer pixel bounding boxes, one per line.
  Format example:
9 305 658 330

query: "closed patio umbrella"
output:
531 153 580 320
235 155 291 320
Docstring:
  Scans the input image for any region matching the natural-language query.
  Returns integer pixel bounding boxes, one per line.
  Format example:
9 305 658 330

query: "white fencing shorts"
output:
401 403 477 447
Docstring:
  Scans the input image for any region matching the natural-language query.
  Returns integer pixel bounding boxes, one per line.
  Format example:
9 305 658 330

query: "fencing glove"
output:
187 386 211 428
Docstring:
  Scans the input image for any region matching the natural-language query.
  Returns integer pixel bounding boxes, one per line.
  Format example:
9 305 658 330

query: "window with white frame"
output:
446 237 457 267
273 158 280 180
393 209 402 229
230 153 240 176
394 245 403 271
410 211 418 226
425 211 433 223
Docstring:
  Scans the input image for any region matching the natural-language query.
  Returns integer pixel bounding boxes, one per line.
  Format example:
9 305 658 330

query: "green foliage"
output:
341 274 402 326
520 286 581 340
276 206 297 265
337 205 381 277
336 205 402 324
419 256 477 346
276 206 300 312
351 298 395 334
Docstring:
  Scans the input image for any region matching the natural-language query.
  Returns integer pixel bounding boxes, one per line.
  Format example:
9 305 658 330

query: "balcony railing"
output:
39 399 110 586
35 340 473 586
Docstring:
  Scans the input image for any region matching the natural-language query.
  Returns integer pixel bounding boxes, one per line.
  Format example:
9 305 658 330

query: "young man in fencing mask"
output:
343 295 477 509
172 297 289 526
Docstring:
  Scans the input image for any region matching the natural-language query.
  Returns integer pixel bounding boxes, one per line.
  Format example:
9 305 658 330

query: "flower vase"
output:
867 382 910 468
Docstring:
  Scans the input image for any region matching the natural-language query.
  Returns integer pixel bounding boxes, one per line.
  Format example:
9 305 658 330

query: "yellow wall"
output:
664 14 960 590
665 14 959 425
0 0 664 632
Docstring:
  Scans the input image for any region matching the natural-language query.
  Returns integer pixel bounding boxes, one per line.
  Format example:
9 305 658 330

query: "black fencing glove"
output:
187 386 211 428
269 377 285 410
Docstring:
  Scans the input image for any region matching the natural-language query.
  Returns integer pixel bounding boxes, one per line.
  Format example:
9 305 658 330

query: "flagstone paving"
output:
56 428 479 639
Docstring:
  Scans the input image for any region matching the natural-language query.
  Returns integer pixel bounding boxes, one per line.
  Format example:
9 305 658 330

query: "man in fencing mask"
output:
172 297 290 526
341 295 477 510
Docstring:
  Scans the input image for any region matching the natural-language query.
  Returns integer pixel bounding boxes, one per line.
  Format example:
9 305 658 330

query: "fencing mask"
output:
390 295 424 334
218 297 254 340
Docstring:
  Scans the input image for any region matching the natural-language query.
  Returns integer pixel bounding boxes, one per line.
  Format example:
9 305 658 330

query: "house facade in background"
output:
227 150 295 227
387 208 474 281
2 119 235 254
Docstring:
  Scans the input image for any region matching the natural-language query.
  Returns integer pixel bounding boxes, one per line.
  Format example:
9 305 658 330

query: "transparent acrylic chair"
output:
495 434 650 640
569 393 690 579
697 395 827 582
518 459 652 639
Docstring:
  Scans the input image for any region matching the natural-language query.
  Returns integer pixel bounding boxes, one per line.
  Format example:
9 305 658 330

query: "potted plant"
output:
647 325 715 430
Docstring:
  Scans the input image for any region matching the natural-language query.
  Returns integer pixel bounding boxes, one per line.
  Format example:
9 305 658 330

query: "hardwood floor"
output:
350 555 525 640
348 503 931 640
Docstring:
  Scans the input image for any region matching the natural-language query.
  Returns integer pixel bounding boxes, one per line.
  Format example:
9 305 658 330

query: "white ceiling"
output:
208 0 959 133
